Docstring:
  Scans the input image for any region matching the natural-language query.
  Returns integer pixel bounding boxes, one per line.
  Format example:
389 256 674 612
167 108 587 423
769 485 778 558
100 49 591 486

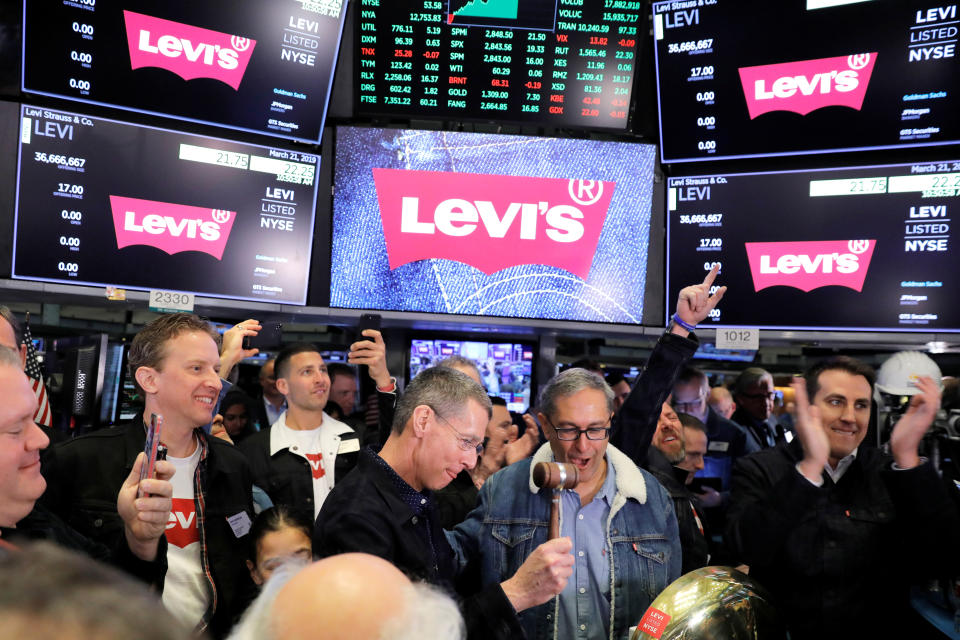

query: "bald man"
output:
229 553 463 640
708 386 736 420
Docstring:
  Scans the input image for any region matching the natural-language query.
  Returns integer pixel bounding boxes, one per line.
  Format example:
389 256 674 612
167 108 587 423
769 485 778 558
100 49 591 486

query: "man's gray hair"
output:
539 368 615 420
228 562 465 640
0 345 22 369
394 366 492 434
0 306 21 345
733 367 773 395
435 355 482 383
228 561 305 640
382 581 465 640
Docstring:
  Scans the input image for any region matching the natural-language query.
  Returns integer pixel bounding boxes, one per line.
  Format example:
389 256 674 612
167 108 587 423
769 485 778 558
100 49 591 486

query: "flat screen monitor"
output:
331 126 657 324
409 338 535 412
666 158 960 331
13 105 320 305
354 0 643 130
22 0 347 143
652 0 960 163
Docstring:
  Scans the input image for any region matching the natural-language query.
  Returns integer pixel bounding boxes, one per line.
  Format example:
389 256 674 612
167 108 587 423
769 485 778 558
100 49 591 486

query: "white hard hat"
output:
875 351 943 396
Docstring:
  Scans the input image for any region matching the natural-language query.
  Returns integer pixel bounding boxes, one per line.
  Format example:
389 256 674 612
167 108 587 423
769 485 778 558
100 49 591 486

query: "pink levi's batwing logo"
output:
738 53 877 119
745 239 876 293
123 11 256 90
110 196 236 260
372 169 615 279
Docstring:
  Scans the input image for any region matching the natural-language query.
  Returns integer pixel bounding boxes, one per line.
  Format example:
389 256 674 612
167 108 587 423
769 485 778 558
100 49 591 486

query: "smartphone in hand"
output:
138 413 163 499
358 313 381 337
243 321 283 350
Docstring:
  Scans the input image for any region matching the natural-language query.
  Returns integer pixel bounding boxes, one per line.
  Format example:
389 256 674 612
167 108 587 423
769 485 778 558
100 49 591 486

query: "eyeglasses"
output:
432 408 484 456
672 395 705 412
545 416 611 441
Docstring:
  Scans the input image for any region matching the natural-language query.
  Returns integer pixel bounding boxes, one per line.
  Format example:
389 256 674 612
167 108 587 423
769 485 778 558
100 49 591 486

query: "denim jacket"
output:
447 443 681 640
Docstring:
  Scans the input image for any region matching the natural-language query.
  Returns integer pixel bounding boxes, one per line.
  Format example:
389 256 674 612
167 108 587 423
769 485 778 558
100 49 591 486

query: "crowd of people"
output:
0 266 958 639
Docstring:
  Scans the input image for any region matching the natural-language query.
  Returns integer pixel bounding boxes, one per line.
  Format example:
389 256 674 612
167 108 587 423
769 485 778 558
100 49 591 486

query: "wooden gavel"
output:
533 461 579 540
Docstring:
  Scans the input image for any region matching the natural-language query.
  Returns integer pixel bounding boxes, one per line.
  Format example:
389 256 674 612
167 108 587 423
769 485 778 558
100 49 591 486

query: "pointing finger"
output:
702 263 719 288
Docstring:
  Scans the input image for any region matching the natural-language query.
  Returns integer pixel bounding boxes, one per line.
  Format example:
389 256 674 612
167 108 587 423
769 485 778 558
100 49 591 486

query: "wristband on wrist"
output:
376 377 397 393
671 313 696 332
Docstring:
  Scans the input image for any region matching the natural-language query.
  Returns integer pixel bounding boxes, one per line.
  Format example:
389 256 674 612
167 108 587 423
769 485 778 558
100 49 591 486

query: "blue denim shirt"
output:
559 457 617 640
447 443 681 640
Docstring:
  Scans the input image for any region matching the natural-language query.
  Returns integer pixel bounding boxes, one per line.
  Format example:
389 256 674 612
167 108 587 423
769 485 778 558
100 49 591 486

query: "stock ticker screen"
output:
666 159 960 331
21 0 348 143
355 0 644 130
13 106 320 304
652 0 960 162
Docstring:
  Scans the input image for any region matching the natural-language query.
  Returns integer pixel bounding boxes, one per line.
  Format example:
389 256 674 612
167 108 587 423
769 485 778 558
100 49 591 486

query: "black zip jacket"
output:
726 439 960 639
40 416 256 639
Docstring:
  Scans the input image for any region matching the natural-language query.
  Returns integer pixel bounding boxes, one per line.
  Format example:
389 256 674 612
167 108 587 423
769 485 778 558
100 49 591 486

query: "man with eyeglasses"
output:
314 366 572 640
672 366 758 496
447 365 682 640
440 268 726 640
731 367 790 450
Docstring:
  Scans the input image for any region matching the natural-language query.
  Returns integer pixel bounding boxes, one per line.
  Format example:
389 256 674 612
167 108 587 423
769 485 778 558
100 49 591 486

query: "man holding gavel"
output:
314 365 574 640
447 269 726 640
447 366 681 640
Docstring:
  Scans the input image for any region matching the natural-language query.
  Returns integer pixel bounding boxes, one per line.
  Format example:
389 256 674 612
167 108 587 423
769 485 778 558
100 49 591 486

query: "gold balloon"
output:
629 566 785 640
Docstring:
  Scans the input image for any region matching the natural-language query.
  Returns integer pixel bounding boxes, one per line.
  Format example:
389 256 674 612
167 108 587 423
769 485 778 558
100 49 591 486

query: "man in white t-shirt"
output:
240 343 360 522
42 313 256 638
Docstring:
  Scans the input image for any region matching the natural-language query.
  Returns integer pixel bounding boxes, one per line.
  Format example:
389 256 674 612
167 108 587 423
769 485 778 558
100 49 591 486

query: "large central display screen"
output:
331 127 656 323
22 0 347 143
14 105 320 305
652 0 960 162
666 159 960 331
355 0 644 130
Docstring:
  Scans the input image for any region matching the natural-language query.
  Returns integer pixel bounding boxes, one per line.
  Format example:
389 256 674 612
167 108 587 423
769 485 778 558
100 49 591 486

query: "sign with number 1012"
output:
715 327 759 350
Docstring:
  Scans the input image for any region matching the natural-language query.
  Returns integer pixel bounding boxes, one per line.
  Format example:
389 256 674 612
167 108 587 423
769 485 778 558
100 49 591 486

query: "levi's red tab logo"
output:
110 195 236 260
745 239 876 293
373 169 615 279
166 498 199 548
306 453 326 480
123 11 256 91
638 607 671 639
738 53 877 119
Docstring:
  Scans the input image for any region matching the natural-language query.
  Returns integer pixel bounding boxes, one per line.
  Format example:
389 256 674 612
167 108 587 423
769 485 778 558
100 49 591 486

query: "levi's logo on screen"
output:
123 11 257 90
738 53 877 119
745 239 876 292
109 195 236 260
372 169 615 279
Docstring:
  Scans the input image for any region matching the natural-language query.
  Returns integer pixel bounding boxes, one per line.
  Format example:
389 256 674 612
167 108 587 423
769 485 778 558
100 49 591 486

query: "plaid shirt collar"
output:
190 430 216 633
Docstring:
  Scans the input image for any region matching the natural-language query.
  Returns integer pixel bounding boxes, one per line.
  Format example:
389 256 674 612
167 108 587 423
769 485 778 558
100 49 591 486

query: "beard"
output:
664 445 686 465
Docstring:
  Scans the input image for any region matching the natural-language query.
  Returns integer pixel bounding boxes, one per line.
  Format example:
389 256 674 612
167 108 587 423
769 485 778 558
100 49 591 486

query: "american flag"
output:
22 316 51 427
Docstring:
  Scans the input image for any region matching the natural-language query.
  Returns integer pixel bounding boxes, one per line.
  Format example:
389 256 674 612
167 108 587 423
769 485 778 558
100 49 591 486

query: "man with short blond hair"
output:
42 313 255 637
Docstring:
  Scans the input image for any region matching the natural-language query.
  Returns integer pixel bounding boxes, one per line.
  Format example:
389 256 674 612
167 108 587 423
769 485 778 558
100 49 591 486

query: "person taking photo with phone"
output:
41 313 257 638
